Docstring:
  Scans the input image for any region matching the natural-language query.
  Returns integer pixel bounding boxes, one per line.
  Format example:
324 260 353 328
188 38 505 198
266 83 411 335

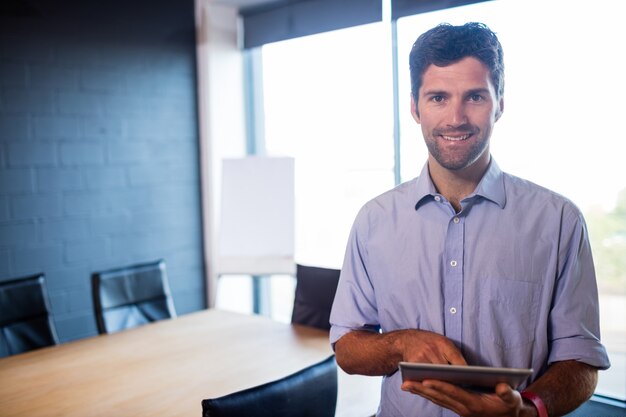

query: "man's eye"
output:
431 95 444 103
469 94 483 102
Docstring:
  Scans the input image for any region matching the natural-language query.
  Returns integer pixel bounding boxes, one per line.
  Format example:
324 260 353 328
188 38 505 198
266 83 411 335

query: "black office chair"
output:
0 273 59 358
202 354 338 417
91 259 176 334
291 264 340 330
563 398 626 417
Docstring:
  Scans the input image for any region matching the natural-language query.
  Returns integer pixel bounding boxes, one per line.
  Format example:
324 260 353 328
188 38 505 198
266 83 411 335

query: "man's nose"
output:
446 100 468 127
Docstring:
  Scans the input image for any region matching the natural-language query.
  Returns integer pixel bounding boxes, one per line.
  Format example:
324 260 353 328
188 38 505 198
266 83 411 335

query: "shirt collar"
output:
413 163 438 210
474 159 506 208
413 158 506 210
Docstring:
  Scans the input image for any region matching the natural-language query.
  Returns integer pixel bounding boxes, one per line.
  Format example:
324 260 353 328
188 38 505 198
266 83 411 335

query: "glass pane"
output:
269 274 296 323
397 0 626 400
215 275 253 314
262 22 395 269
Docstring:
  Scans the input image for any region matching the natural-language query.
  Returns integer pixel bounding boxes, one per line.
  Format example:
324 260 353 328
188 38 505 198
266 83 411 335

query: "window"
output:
262 22 394 267
396 0 626 400
218 22 395 322
258 22 395 321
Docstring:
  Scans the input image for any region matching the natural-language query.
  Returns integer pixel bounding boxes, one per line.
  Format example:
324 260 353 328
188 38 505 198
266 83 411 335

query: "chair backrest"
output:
0 273 59 357
291 264 340 330
91 259 176 334
202 355 338 417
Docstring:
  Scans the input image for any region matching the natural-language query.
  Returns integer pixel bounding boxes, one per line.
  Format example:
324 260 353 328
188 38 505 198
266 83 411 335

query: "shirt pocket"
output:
478 278 541 349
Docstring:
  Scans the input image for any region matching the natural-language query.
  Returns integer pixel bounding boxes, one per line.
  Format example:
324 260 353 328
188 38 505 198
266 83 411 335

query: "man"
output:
329 22 610 417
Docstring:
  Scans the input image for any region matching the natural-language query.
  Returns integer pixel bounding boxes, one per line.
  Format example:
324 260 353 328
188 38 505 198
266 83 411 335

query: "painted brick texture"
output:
0 0 206 342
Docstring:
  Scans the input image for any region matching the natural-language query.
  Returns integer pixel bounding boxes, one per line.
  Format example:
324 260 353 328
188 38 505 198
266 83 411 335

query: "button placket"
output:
443 213 464 346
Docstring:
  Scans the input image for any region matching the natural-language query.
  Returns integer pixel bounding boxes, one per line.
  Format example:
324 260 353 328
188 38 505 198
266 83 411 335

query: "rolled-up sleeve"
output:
548 207 610 369
329 205 380 347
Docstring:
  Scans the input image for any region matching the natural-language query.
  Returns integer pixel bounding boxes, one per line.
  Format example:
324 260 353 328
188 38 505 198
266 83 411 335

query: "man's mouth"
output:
440 133 471 141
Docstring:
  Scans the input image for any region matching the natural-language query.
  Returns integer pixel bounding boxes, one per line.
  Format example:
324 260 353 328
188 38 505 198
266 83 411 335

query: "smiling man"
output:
329 23 610 417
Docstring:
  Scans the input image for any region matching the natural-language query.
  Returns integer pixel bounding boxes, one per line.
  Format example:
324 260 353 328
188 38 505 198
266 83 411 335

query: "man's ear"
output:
411 96 421 124
495 97 504 121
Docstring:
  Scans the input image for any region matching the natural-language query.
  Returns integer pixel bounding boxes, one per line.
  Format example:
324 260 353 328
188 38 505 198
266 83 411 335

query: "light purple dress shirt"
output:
330 159 610 417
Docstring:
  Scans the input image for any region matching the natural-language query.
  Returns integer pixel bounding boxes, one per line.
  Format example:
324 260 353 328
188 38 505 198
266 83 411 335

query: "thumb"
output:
495 383 516 403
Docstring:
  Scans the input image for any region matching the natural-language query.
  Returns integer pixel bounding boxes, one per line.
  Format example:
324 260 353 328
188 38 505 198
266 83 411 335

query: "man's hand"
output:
336 330 598 416
335 329 466 376
401 380 532 417
401 330 467 365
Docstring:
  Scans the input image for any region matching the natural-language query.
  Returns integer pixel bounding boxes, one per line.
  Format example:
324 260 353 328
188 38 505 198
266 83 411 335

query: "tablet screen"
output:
399 362 533 392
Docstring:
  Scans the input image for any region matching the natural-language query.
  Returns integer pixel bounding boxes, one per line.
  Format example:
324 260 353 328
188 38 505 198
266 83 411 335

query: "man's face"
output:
412 57 503 173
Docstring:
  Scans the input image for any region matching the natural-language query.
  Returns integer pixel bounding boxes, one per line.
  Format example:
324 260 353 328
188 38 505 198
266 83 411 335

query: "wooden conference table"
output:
0 309 380 417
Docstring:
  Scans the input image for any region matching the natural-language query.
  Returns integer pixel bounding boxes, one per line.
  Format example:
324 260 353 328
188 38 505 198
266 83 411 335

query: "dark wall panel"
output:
390 0 494 20
241 0 382 48
0 0 205 342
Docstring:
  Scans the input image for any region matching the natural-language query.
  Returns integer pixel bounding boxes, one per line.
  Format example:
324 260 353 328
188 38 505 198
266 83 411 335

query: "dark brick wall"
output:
0 0 206 341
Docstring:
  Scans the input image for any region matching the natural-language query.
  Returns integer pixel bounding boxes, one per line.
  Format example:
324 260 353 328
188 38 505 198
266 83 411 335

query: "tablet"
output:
399 362 533 392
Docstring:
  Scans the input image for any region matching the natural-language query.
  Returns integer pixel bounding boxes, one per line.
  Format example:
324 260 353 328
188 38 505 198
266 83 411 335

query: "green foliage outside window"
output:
587 188 626 295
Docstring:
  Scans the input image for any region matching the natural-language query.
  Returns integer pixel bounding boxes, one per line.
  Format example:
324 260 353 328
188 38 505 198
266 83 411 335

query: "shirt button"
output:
434 196 441 202
453 217 460 224
449 307 457 314
450 260 457 267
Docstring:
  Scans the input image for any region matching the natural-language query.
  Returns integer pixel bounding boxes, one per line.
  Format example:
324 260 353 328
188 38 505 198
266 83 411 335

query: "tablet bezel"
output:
399 362 533 392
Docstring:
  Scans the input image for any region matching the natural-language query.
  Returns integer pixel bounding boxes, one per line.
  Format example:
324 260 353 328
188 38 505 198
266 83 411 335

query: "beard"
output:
424 124 490 171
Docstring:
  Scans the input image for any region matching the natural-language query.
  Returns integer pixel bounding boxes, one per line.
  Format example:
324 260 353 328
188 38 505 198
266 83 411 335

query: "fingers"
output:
442 348 467 366
405 380 522 417
402 379 468 416
403 330 467 365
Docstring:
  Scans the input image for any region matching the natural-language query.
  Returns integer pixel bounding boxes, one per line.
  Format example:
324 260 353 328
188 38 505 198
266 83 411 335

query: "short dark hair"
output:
409 22 504 105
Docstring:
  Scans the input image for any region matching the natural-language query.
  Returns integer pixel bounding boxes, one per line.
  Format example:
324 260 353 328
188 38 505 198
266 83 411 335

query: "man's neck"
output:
428 156 490 212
